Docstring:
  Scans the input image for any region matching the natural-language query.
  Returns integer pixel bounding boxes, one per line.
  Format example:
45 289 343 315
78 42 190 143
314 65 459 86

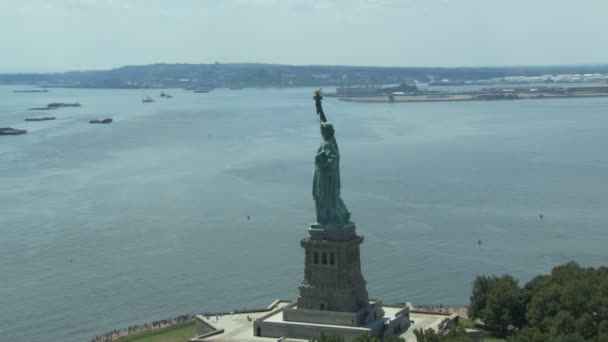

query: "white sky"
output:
0 0 607 72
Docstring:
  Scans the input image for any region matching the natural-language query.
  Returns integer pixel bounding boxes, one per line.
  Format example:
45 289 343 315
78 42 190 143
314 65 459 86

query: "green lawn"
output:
458 318 506 342
114 321 196 342
458 317 477 329
480 336 506 342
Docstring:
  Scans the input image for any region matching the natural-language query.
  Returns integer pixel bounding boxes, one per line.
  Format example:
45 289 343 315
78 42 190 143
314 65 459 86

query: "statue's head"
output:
320 122 335 140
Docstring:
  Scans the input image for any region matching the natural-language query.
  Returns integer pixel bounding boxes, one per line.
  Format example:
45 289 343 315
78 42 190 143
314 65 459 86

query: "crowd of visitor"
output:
90 314 194 342
412 304 468 316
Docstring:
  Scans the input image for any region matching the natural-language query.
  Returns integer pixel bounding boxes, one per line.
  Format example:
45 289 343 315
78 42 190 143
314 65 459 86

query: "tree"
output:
525 282 563 331
469 274 524 336
472 262 608 341
507 327 549 342
313 334 344 342
599 321 608 335
469 275 491 321
549 311 576 337
595 334 608 342
353 334 381 342
553 333 586 342
575 313 596 339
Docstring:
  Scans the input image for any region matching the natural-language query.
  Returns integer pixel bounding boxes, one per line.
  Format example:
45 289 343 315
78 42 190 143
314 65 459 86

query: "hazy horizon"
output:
1 0 607 72
4 61 608 75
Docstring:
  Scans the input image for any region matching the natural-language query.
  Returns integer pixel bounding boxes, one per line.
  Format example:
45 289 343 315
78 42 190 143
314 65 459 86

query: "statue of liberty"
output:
312 89 351 228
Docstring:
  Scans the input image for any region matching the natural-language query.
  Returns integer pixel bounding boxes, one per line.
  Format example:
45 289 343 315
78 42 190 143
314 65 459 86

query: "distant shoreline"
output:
340 90 608 103
2 62 608 90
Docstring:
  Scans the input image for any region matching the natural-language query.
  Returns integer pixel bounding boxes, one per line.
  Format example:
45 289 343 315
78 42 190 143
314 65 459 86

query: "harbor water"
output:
1 86 607 342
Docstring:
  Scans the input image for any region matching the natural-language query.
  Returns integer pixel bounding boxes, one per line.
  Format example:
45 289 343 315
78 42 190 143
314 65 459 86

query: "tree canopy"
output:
469 262 608 341
413 327 471 342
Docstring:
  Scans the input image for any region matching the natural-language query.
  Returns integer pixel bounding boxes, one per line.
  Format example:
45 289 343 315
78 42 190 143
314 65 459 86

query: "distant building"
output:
336 85 381 96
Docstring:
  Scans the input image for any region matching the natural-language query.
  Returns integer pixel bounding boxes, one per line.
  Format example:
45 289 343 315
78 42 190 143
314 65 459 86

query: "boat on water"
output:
160 91 173 98
89 118 112 124
0 127 27 135
24 117 56 122
13 89 49 93
28 102 81 110
47 102 81 108
142 96 154 103
191 86 213 93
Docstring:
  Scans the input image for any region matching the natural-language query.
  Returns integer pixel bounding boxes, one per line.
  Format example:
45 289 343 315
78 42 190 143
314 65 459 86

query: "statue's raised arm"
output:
312 90 351 229
313 89 328 123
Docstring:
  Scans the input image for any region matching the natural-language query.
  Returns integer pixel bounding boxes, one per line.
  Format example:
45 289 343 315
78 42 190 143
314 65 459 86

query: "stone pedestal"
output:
295 222 372 321
251 222 410 341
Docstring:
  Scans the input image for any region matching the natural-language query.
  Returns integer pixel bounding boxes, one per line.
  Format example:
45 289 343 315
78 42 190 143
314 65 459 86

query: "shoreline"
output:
90 315 195 342
339 92 608 103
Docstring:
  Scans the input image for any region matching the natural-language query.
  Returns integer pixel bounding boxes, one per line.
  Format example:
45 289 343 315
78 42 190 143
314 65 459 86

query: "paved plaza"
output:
191 301 451 342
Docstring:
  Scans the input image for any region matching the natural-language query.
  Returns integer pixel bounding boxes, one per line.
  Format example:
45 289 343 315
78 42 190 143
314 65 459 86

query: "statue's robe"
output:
313 137 350 226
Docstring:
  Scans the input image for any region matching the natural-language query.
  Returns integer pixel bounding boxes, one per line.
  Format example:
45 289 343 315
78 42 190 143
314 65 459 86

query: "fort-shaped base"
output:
253 300 410 342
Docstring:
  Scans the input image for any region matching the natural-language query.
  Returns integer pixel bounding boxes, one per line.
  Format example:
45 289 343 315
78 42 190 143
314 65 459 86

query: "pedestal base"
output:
253 301 411 342
297 222 369 313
